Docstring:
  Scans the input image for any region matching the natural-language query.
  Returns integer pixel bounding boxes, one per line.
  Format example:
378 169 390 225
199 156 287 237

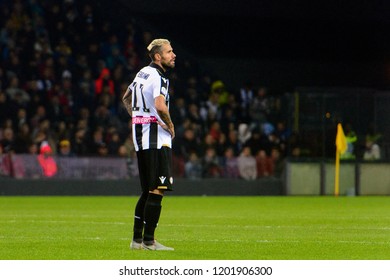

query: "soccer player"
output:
122 39 176 251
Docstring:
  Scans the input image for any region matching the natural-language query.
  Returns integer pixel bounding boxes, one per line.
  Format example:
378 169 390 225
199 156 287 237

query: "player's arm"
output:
155 95 175 139
122 86 132 116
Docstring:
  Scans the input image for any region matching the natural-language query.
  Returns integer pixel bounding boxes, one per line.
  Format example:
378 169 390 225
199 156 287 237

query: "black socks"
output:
133 192 163 243
143 193 163 242
133 191 148 242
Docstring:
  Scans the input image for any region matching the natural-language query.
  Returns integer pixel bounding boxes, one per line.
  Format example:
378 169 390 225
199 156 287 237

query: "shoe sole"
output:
142 243 174 251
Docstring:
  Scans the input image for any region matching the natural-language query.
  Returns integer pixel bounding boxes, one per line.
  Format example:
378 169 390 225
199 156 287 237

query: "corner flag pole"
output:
334 123 347 197
334 147 340 196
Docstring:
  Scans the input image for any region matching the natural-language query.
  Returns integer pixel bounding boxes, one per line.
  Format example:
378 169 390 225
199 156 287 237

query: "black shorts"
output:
136 146 173 192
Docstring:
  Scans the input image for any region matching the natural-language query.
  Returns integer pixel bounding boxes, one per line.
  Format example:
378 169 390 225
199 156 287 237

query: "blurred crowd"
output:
0 0 304 180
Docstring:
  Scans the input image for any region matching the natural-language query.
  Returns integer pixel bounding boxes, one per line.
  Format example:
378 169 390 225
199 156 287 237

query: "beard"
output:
162 59 175 70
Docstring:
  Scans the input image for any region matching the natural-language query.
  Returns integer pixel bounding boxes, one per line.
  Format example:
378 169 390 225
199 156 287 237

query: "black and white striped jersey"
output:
129 63 171 151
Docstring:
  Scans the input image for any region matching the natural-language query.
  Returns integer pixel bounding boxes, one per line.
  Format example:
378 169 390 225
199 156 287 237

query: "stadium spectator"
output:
269 146 285 178
54 37 72 58
221 146 240 179
0 127 15 153
237 146 257 180
174 127 201 160
340 123 357 160
29 105 47 130
76 68 95 110
215 132 229 157
246 127 266 156
201 89 221 123
266 132 281 156
31 118 56 152
5 76 30 106
37 141 57 177
13 107 28 131
170 97 187 126
202 147 222 178
13 122 32 154
226 129 241 156
0 143 25 178
249 86 273 129
187 103 203 128
256 149 272 178
290 146 302 158
53 120 70 145
211 80 230 106
96 142 109 157
274 120 291 146
27 143 39 155
57 139 75 157
363 139 381 161
200 133 217 157
89 127 105 155
219 101 239 135
94 67 115 96
71 127 89 156
46 95 66 127
237 123 251 148
185 151 203 180
105 45 127 70
93 104 114 129
106 130 122 155
208 120 222 143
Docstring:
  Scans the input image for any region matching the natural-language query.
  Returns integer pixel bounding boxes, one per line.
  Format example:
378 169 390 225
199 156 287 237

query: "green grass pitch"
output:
0 196 389 260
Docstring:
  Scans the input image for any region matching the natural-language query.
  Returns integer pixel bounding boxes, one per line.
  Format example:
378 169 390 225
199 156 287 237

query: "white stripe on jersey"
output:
129 64 172 151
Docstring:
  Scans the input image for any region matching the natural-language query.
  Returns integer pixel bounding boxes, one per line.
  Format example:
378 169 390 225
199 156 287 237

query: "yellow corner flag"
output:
336 123 348 155
334 123 347 196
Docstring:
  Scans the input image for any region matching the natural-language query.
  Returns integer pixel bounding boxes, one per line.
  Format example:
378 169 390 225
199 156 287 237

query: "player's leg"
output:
142 147 174 250
143 189 164 243
142 190 174 250
132 191 148 242
130 150 150 250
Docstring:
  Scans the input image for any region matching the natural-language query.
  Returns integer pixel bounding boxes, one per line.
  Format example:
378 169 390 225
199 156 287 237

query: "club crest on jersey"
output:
159 176 166 184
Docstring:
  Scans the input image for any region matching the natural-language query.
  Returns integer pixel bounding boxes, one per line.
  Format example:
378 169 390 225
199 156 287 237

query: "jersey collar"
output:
149 62 168 78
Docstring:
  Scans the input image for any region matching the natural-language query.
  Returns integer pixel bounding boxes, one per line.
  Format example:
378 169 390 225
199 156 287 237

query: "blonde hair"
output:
147 38 170 60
